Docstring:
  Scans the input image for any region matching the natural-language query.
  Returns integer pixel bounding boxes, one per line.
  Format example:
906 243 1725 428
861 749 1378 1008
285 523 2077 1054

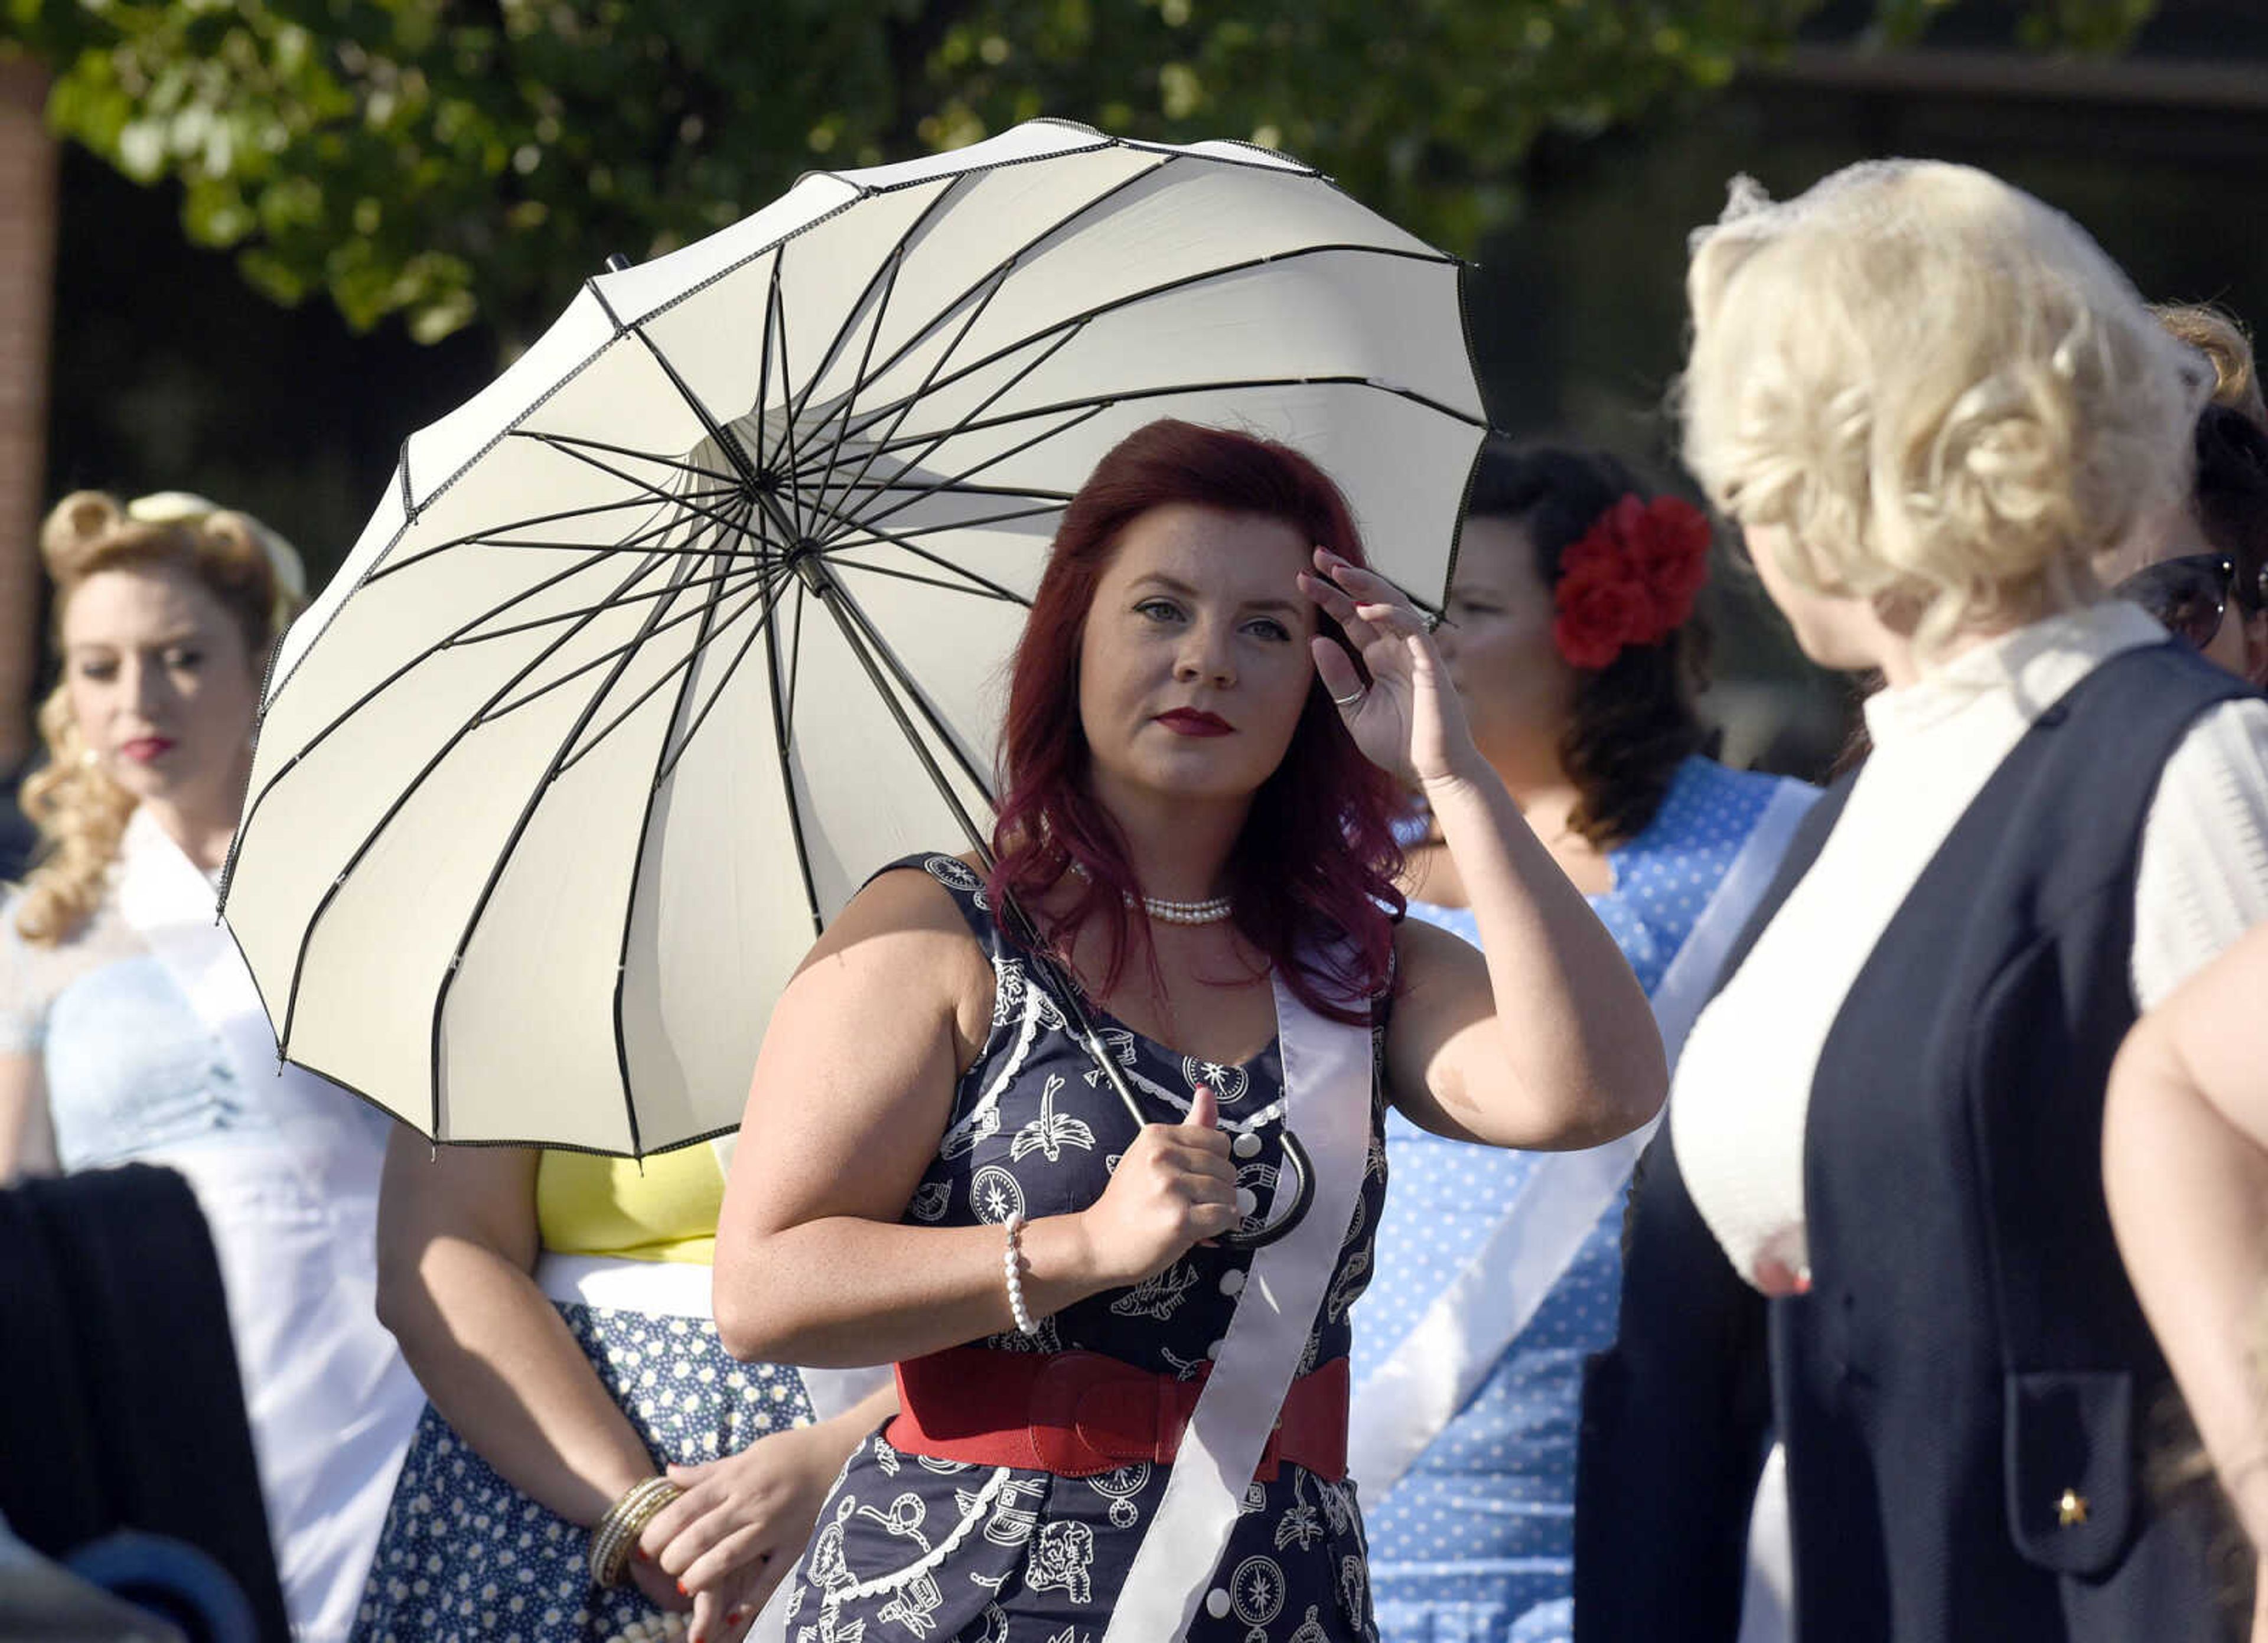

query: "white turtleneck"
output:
1671 602 2268 1296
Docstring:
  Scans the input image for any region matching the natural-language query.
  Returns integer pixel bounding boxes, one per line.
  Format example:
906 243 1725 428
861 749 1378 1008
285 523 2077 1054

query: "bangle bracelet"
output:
1002 1211 1038 1335
588 1475 683 1589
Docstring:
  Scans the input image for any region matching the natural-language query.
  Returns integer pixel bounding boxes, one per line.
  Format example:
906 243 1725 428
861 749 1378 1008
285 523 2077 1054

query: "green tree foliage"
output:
5 0 2158 346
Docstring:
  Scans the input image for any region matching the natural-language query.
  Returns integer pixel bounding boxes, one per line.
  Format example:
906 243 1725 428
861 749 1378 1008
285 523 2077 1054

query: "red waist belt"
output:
888 1345 1348 1483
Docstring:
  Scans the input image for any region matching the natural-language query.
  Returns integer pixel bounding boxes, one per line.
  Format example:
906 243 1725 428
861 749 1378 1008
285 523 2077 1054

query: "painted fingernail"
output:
677 1580 689 1596
634 1547 649 1561
729 1609 748 1623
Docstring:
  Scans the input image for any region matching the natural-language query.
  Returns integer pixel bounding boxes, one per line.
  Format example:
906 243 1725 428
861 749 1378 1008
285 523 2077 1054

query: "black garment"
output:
1576 642 2253 1643
0 1163 289 1643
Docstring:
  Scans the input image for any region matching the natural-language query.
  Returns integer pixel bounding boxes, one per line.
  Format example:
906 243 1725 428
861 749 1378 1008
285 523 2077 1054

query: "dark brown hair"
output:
1468 442 1713 847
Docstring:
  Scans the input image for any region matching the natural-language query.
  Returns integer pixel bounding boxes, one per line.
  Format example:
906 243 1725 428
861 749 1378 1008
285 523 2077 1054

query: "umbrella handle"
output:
1222 1127 1314 1249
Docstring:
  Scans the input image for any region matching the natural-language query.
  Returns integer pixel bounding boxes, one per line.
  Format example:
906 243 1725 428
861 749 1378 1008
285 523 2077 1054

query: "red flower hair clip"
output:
1550 494 1713 670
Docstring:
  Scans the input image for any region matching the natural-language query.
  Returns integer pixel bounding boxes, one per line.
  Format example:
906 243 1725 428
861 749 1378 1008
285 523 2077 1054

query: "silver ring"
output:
1330 687 1366 709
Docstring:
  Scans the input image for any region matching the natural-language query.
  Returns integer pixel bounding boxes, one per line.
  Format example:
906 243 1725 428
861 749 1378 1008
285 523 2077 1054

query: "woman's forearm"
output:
1424 765 1666 1143
717 1212 1108 1368
378 1233 659 1525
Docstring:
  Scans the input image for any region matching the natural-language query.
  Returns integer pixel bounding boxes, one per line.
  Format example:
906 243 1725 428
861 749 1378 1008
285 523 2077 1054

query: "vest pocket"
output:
2002 1370 2134 1576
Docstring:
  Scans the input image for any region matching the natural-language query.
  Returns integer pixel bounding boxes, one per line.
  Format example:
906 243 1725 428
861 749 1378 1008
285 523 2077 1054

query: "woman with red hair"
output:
715 419 1663 1641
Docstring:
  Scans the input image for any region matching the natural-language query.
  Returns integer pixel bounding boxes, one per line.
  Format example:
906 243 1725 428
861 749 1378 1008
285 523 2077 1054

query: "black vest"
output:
1577 641 2254 1643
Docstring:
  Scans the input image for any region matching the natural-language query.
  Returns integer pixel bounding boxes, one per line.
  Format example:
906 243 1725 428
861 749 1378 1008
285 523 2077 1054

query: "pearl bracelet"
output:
1002 1211 1038 1335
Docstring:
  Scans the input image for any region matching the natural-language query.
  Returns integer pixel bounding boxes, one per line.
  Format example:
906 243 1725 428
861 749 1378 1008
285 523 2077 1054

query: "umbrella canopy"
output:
220 118 1487 1155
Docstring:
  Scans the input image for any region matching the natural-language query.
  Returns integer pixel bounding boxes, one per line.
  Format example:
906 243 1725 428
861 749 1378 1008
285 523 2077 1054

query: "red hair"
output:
986 419 1410 1023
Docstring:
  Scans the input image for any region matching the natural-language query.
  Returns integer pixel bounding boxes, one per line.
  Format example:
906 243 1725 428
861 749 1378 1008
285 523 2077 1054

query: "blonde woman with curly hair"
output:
1577 161 2268 1643
0 491 425 1641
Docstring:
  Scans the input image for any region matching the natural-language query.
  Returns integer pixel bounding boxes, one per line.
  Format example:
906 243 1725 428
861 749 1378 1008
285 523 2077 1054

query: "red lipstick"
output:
1156 709 1233 737
118 736 176 764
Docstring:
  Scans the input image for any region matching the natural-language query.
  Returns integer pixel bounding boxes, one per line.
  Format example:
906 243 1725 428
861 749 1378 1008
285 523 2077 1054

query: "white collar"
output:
1861 602 2166 748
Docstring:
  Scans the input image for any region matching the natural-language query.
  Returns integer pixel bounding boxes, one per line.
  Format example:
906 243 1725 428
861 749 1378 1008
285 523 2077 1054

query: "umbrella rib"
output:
651 567 797 788
555 558 780 777
269 542 678 1075
783 172 959 442
813 152 1172 418
456 561 764 646
783 577 807 731
806 568 995 847
819 516 1038 606
788 259 1021 549
762 576 826 941
819 557 1029 604
863 373 1490 467
607 504 748 1160
368 487 738 582
831 400 1115 549
508 429 747 487
804 475 1074 503
832 240 1463 440
801 316 1090 544
625 323 764 491
238 533 693 853
478 562 773 729
427 546 712 1149
795 237 917 533
531 431 778 548
821 497 1057 549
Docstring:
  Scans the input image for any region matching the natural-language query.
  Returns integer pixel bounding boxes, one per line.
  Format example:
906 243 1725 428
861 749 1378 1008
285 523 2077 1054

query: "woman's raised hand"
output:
1299 547 1481 791
1074 1084 1240 1287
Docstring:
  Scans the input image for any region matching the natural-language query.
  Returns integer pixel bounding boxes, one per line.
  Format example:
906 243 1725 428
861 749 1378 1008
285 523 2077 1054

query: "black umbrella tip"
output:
604 253 633 273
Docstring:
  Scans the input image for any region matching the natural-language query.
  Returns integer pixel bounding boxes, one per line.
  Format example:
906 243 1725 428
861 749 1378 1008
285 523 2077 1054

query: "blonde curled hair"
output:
1679 161 2208 659
15 491 303 947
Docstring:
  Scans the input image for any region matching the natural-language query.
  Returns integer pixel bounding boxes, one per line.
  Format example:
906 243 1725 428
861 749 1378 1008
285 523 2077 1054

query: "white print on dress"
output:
1011 1076 1097 1163
1109 1263 1197 1322
875 1569 943 1638
1024 1521 1096 1605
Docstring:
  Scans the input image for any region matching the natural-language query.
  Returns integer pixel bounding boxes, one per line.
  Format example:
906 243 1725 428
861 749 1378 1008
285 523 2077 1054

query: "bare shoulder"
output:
790 860 995 1047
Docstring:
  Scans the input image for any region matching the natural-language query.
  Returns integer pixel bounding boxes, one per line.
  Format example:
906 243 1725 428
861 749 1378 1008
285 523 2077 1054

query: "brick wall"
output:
0 60 55 772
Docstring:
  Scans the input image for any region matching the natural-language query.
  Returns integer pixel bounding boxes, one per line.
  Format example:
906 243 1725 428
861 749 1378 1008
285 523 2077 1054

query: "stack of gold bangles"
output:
588 1476 683 1588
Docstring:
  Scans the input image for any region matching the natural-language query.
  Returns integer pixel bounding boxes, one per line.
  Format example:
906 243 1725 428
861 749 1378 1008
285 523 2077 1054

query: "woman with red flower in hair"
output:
1348 442 1817 1643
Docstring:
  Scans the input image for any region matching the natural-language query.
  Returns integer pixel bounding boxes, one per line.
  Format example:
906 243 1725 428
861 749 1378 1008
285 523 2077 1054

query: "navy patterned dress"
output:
780 855 1391 1643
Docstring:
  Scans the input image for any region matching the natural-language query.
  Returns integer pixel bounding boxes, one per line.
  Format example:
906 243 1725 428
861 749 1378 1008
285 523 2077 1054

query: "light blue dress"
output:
1351 756 1811 1643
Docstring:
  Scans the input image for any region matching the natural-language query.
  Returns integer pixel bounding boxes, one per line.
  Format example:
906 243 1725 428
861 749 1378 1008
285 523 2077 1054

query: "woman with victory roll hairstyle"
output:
1348 442 1816 1643
714 418 1664 1641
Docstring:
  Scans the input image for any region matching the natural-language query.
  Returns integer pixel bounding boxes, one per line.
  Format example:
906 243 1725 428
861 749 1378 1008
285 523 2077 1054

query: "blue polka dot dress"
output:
1350 757 1811 1643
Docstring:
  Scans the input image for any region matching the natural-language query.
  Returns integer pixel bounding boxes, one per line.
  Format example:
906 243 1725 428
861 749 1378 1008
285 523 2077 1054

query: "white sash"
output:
1344 780 1817 1498
1099 963 1373 1643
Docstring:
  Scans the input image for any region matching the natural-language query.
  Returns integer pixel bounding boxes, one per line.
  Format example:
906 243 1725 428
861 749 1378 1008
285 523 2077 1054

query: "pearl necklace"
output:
1068 861 1234 925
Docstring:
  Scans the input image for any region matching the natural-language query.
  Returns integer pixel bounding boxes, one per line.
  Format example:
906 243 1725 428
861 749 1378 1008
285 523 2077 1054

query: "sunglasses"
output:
2113 552 2263 651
